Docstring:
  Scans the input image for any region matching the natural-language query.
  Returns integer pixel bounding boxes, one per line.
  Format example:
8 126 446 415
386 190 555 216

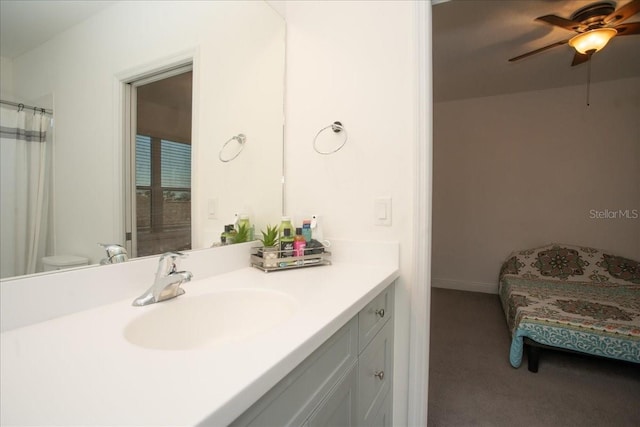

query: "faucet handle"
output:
159 251 187 262
98 243 129 264
157 252 188 275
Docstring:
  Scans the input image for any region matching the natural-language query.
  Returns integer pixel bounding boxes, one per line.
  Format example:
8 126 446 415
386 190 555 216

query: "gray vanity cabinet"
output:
230 284 394 427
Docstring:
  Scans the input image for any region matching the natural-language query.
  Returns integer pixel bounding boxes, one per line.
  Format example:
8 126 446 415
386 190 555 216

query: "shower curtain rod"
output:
0 99 53 115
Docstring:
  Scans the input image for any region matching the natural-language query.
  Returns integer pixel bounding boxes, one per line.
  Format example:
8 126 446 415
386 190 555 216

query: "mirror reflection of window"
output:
127 68 193 257
134 136 191 257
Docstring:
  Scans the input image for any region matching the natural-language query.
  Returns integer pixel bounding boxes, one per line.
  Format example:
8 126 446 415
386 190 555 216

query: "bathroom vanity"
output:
229 284 394 427
0 240 399 426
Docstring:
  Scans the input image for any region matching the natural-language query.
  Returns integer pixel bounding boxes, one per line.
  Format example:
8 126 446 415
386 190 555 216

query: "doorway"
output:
125 66 193 257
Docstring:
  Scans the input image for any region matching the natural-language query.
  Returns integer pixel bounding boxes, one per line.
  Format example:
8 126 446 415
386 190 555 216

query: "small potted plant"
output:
234 223 250 244
259 224 279 268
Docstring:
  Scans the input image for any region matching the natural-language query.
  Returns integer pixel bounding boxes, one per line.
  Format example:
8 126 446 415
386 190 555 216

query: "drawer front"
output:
230 317 358 427
357 318 394 427
358 284 394 353
304 364 357 427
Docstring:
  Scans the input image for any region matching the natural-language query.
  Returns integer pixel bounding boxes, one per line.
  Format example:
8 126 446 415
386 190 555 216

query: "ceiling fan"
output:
509 0 640 66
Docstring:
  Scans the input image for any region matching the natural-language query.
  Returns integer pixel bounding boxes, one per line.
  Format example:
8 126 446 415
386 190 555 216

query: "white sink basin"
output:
124 288 298 350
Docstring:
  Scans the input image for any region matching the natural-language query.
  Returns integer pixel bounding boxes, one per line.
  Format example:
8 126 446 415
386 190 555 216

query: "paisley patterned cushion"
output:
500 256 522 277
551 299 634 321
533 246 588 280
598 254 640 284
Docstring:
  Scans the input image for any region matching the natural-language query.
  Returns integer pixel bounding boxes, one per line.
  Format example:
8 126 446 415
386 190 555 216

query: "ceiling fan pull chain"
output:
586 55 592 107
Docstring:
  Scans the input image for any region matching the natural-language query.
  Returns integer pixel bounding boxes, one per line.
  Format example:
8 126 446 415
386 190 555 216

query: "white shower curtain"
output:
0 105 53 278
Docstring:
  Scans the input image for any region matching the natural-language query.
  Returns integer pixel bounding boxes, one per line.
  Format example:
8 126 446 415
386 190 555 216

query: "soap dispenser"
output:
311 214 323 242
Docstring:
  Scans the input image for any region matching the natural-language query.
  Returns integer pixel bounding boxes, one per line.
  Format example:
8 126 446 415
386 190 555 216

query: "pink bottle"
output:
293 227 307 257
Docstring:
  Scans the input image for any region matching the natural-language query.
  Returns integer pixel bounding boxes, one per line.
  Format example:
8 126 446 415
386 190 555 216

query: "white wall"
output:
7 1 284 267
282 1 416 424
6 0 425 421
433 77 640 293
0 56 14 101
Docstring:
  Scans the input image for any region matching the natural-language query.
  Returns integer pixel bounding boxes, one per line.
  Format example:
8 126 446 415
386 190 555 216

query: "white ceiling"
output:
2 0 638 103
433 0 640 102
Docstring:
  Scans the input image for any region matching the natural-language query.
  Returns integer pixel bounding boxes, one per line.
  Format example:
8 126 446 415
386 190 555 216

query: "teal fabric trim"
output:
509 322 640 368
510 330 526 368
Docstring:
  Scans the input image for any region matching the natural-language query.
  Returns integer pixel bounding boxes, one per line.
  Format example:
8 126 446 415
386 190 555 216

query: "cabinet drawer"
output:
230 317 358 427
358 285 394 353
357 318 393 427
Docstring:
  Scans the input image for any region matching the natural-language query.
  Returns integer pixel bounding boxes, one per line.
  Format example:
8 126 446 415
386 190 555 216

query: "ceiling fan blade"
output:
571 52 591 66
604 0 640 25
508 40 569 62
535 15 582 31
614 21 640 35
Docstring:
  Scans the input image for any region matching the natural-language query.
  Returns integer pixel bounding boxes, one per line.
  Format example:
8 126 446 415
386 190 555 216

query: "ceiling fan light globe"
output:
568 28 618 54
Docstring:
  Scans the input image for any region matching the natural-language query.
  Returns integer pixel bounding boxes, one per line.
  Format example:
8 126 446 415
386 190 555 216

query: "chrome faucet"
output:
98 243 129 264
132 252 193 307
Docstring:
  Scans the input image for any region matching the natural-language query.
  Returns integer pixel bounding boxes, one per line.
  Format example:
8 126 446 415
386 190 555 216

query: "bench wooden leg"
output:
526 344 540 373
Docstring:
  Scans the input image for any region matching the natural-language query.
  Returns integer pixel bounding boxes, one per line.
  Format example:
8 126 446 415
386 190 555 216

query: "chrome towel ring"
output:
219 133 246 162
313 121 347 155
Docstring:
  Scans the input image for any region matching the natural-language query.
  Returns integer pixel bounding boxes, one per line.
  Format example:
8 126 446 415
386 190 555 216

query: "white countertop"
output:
1 261 398 426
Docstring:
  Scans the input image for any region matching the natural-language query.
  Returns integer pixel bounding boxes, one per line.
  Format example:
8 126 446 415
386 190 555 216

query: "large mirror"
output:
0 1 285 279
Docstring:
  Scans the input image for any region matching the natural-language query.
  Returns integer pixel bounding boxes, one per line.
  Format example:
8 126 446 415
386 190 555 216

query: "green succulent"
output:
259 224 279 247
234 223 250 243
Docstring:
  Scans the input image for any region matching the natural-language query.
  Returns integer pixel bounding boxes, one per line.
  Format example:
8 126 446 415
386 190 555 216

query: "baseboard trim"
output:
432 278 498 294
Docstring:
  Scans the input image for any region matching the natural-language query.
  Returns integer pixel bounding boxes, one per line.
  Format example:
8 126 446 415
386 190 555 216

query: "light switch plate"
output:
208 198 218 219
374 197 392 226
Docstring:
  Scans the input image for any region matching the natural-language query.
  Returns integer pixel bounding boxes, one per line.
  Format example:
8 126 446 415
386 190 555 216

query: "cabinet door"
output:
305 365 357 427
357 318 393 427
370 386 392 427
230 317 358 427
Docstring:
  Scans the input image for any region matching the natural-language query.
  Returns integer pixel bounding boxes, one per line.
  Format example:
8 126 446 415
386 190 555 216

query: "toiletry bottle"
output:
311 215 323 242
294 227 307 257
302 220 312 243
220 225 230 245
280 228 294 258
229 224 238 243
224 224 236 244
279 216 294 257
238 214 254 241
279 216 293 240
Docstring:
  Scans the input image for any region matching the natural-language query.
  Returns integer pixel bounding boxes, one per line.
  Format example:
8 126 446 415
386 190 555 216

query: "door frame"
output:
407 2 432 426
114 55 195 257
123 64 193 257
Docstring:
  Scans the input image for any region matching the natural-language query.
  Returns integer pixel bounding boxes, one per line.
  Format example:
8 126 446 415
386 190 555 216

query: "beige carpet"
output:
428 288 640 427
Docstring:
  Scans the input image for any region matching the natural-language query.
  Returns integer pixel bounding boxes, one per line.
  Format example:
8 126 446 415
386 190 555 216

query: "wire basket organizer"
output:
251 245 331 272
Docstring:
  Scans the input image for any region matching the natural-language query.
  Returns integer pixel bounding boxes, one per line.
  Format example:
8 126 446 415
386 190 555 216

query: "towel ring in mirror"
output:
313 121 347 155
219 133 246 162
